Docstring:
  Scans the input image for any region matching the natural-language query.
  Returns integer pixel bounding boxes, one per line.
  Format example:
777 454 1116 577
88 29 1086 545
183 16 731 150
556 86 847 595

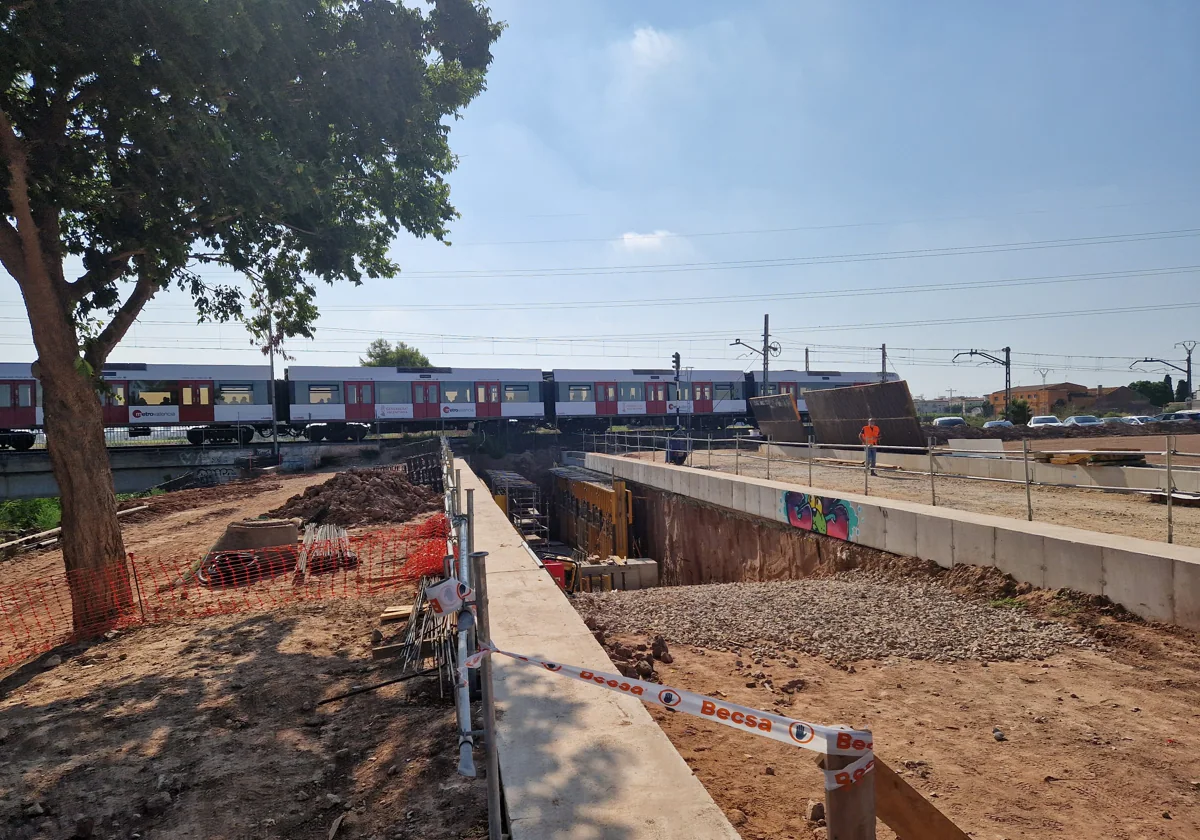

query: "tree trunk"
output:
40 358 134 634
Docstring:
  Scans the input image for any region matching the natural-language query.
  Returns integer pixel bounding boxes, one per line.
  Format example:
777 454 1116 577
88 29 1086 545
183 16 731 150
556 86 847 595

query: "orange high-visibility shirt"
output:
861 424 881 446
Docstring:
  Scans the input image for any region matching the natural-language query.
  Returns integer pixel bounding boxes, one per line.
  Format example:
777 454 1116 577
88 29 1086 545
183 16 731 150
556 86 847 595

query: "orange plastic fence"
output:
0 514 449 670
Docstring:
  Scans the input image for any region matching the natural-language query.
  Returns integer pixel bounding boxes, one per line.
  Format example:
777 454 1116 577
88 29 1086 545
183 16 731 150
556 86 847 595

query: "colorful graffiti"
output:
782 491 861 542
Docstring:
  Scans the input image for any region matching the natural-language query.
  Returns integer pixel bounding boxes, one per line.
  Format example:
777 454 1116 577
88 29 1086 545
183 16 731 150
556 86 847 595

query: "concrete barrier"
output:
457 460 739 840
586 453 1200 630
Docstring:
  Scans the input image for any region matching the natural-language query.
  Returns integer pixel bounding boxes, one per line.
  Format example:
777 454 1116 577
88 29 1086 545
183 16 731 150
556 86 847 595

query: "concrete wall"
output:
586 453 1200 630
775 444 1200 494
457 460 739 840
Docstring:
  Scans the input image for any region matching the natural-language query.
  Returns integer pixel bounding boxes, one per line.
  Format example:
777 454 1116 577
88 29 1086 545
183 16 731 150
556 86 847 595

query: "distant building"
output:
1088 386 1155 415
914 396 986 416
986 382 1144 416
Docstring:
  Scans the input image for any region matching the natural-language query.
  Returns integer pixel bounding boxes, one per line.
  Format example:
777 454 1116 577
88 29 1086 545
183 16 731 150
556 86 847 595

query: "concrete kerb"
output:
586 453 1200 631
455 460 740 840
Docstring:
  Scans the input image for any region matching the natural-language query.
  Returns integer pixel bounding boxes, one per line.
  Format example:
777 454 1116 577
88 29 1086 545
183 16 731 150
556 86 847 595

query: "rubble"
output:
268 468 439 527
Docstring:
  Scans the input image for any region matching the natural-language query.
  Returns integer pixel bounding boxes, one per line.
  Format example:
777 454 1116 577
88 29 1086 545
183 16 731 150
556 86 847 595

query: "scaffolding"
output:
484 470 549 547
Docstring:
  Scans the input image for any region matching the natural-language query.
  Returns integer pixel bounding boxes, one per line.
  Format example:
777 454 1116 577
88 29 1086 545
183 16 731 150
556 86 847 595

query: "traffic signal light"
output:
672 352 681 373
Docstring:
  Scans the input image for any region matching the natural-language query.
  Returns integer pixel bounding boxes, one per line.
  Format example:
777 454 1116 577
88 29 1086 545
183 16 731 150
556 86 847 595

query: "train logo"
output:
132 409 143 419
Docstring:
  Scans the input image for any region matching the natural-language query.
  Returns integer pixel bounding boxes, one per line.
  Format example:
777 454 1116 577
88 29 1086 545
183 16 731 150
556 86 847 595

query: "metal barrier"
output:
583 430 1200 545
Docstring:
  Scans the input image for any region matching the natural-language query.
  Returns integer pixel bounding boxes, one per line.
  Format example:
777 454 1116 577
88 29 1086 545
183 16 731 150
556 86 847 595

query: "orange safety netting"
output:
0 514 449 670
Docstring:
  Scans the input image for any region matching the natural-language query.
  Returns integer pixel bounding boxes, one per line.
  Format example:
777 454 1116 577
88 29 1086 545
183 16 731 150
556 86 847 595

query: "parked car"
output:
1152 412 1192 423
932 416 967 427
1101 416 1127 425
1123 416 1152 425
1027 415 1063 427
1063 415 1102 426
982 420 1013 429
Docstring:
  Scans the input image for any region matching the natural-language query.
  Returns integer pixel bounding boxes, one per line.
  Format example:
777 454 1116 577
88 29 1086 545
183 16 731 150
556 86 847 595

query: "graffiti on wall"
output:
781 491 861 542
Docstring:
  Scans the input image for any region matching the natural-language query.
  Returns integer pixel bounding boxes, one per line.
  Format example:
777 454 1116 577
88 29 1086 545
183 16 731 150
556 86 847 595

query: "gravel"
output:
575 574 1092 663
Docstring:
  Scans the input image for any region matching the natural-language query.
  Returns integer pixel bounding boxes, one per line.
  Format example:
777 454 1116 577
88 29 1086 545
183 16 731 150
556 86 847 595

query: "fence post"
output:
809 434 815 487
471 550 504 840
735 433 741 475
928 438 937 507
824 755 877 840
708 433 712 468
1167 435 1175 544
766 435 772 480
863 445 870 496
1022 438 1033 521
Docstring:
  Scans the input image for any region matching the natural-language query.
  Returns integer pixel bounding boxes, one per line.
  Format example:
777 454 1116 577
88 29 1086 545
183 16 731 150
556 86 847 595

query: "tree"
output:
1009 398 1033 425
361 339 431 368
0 1 500 632
1130 380 1173 407
1177 378 1192 403
1164 374 1174 401
980 400 995 418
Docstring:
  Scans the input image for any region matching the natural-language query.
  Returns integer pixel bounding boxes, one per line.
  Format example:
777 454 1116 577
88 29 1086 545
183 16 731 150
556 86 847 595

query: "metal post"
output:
636 428 641 454
766 435 772 480
1022 438 1033 521
267 306 280 461
466 489 475 584
708 433 712 468
928 438 937 507
863 444 870 496
808 434 814 487
471 551 503 840
455 468 462 518
735 433 740 475
1167 435 1175 544
454 505 475 778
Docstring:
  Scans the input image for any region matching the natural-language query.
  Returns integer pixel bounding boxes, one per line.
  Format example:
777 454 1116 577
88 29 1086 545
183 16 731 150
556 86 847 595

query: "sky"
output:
3 0 1200 399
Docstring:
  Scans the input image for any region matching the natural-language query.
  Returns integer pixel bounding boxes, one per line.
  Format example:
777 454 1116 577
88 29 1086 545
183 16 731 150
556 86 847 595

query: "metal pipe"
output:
1167 435 1175 544
472 551 503 840
808 434 814 487
766 435 772 480
735 433 740 475
928 438 937 507
708 433 712 468
863 445 870 496
1022 438 1033 521
455 468 462 517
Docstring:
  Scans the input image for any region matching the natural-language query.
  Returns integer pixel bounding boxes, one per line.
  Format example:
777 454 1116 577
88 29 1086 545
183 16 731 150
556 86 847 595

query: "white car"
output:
1063 415 1102 426
1027 415 1062 427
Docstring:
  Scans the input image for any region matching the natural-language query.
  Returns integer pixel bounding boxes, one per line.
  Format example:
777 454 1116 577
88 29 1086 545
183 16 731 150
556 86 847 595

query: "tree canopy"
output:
1177 378 1192 403
0 0 502 367
1129 379 1174 407
1009 398 1032 425
361 338 430 367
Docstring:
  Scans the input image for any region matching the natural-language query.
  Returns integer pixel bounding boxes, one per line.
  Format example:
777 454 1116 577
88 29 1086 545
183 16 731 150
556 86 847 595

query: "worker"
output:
859 416 881 476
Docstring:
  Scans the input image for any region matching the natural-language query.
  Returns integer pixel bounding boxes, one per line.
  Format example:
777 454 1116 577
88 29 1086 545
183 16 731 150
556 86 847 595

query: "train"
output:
0 361 897 448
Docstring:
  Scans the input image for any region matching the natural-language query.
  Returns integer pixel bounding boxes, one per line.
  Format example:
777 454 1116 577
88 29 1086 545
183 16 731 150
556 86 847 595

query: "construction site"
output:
0 418 1196 840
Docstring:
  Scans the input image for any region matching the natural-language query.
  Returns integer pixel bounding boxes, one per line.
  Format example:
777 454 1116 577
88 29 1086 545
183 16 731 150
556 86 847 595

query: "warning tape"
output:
467 644 874 790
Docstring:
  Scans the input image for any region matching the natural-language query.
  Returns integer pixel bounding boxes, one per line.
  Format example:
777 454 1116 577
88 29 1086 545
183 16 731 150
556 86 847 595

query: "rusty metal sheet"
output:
749 394 810 442
804 380 924 448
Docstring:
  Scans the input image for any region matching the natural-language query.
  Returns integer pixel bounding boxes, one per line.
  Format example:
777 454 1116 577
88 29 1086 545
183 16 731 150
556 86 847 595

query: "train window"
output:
0 384 9 407
503 385 529 403
17 384 31 407
197 386 211 405
217 384 254 405
442 382 472 403
476 384 486 403
106 384 126 406
677 383 690 400
715 384 736 400
376 382 412 403
130 382 179 405
619 382 643 400
181 387 192 405
604 384 616 401
308 384 340 404
568 384 593 402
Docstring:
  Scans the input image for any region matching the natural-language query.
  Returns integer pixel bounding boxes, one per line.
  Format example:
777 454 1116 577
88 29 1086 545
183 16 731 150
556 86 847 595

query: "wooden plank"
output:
823 753 876 839
371 643 407 660
873 758 968 840
379 605 415 624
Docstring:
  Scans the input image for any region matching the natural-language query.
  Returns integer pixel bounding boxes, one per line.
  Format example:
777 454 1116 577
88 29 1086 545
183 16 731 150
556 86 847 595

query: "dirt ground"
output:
1001 434 1200 467
0 597 487 840
693 452 1200 548
601 602 1200 840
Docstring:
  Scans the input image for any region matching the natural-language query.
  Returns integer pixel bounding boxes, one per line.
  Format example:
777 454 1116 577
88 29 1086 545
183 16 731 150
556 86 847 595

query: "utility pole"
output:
954 347 1012 420
731 314 781 392
880 344 888 383
805 347 810 374
1131 340 1197 405
671 352 682 431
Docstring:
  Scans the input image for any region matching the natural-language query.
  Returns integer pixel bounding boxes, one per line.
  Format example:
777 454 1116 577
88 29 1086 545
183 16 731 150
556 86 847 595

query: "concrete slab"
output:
915 514 954 569
1174 560 1200 629
852 501 887 551
459 461 739 840
1103 547 1174 623
950 519 996 568
883 508 920 559
994 529 1046 588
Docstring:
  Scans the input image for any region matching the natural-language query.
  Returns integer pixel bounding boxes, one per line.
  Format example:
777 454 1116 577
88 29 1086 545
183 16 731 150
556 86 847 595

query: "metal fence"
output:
583 430 1199 545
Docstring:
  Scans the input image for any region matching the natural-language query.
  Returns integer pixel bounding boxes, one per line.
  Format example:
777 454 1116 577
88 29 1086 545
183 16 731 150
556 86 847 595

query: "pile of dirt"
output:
268 467 440 527
925 420 1200 443
118 478 284 519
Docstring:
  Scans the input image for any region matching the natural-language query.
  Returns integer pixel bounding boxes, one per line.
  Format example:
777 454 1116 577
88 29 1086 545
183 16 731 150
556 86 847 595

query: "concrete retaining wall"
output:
458 460 739 840
775 445 1200 494
586 453 1200 630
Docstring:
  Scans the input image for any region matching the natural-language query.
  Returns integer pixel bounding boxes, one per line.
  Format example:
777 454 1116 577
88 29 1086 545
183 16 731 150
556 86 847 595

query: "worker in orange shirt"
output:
859 417 881 476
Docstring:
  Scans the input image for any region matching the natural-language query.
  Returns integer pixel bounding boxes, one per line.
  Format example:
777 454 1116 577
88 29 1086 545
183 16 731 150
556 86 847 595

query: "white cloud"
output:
626 26 683 71
619 230 675 250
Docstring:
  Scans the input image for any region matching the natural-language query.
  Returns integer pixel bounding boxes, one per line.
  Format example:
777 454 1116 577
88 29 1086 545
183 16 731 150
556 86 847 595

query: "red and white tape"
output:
466 644 874 790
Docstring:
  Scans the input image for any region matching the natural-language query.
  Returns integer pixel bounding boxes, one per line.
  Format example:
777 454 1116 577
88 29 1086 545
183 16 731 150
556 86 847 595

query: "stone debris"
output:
576 573 1091 663
268 468 439 527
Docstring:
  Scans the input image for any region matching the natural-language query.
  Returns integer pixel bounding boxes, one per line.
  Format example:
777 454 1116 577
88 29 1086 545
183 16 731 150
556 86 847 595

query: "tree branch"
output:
0 105 46 290
0 216 23 280
66 253 132 305
83 269 159 369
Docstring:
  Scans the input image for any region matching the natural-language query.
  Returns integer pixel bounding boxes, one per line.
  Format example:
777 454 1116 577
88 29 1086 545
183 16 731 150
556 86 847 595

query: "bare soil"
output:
267 467 441 527
0 598 486 840
698 452 1200 548
596 600 1200 840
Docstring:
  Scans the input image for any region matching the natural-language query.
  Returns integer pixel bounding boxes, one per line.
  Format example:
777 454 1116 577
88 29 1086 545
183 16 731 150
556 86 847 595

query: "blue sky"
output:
4 0 1200 398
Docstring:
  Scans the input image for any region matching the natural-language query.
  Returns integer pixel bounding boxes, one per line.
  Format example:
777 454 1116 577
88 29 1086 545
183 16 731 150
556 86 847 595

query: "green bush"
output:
0 498 62 533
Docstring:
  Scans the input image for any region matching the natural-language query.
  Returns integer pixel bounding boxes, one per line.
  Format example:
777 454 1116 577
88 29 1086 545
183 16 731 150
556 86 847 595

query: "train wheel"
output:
186 428 205 446
350 425 367 442
306 426 325 442
237 426 255 446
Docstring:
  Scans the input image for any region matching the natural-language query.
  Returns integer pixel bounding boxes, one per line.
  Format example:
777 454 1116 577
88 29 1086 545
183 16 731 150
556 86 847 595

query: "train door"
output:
102 381 129 426
474 382 501 418
646 381 668 415
413 382 440 419
0 380 36 427
595 382 617 416
344 381 375 421
179 380 214 424
692 382 713 413
778 382 799 408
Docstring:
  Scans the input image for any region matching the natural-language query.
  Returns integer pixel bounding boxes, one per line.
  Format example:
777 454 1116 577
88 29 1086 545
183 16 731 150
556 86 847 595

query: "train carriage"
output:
285 366 545 440
550 369 749 429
